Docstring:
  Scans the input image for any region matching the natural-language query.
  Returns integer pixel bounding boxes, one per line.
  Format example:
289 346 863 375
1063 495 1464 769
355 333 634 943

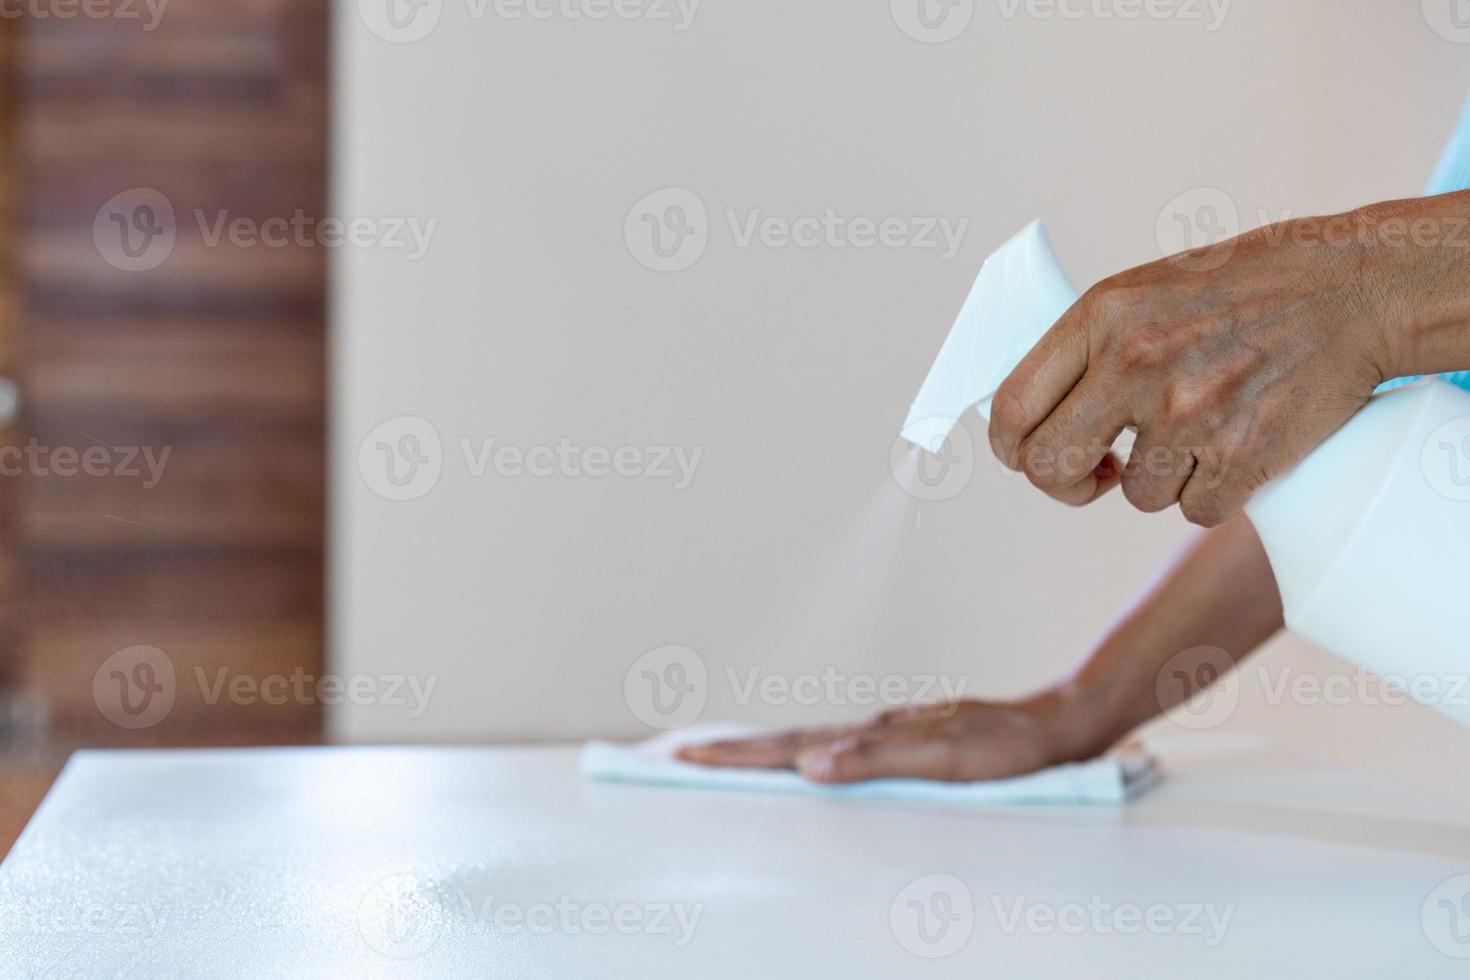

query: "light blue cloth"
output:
580 724 1161 807
1377 94 1470 396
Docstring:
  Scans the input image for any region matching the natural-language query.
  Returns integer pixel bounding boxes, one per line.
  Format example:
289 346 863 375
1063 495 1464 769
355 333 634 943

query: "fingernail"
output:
989 436 1014 469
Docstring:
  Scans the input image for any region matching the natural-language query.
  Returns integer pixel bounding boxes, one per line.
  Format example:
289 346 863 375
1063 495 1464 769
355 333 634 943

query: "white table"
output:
3 737 1469 978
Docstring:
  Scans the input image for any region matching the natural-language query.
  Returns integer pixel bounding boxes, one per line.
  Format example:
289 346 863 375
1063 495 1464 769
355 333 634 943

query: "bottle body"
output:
1245 379 1470 725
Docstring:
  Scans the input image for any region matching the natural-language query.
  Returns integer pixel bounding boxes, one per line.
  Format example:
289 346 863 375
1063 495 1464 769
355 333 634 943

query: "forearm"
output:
1024 514 1283 760
1357 190 1470 380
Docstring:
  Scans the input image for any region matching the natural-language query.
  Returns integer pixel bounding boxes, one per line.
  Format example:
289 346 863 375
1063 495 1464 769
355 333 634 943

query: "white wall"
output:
331 0 1470 797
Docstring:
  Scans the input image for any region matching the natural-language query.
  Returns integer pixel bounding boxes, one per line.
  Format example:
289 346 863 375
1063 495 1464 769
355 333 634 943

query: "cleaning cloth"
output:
581 723 1160 806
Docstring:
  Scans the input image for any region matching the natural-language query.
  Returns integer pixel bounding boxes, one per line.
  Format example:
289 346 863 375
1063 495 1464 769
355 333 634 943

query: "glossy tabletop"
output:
2 736 1468 977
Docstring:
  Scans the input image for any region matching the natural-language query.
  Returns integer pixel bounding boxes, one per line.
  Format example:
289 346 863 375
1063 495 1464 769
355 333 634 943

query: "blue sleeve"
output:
1427 95 1470 199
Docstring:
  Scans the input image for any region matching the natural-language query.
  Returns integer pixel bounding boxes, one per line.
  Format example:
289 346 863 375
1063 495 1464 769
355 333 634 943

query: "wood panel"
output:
11 2 328 742
0 8 22 691
0 763 61 860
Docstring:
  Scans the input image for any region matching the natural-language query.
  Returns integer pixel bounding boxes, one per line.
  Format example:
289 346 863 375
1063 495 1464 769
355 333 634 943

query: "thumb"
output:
988 300 1091 469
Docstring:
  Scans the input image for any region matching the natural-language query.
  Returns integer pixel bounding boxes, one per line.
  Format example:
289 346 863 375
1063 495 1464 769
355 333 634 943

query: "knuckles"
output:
987 389 1029 465
1020 453 1067 494
1178 462 1241 527
1120 471 1177 514
1112 325 1179 373
1157 378 1214 430
1018 438 1095 494
1081 277 1150 325
1179 492 1228 528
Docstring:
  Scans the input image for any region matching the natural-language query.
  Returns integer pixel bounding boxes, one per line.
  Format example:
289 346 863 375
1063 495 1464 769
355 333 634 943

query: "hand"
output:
675 700 1099 784
987 194 1470 526
678 516 1287 786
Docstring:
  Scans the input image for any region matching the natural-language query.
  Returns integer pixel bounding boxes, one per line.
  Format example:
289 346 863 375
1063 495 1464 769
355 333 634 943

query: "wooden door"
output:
8 2 328 745
0 12 22 702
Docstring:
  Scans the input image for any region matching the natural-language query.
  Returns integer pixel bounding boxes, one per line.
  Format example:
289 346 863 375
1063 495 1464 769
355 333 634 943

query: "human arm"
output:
679 513 1282 783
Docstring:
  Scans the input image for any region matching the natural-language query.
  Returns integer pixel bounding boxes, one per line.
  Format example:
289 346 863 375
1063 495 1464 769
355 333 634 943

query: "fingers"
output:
1176 443 1263 528
679 704 987 779
1013 378 1131 505
795 728 966 784
1023 463 1120 508
675 724 859 769
1120 432 1196 514
687 702 1057 785
873 703 962 726
676 704 965 771
986 239 1384 523
1081 453 1125 505
988 303 1091 469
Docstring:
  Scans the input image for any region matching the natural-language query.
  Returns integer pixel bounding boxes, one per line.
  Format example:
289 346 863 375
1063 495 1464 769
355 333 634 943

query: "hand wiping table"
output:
582 724 1160 806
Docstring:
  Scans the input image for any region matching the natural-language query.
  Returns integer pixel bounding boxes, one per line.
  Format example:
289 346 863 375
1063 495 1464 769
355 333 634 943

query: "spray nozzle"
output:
899 220 1081 455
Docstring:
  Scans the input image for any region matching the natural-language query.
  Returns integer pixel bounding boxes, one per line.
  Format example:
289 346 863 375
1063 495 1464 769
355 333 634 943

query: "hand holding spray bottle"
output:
901 219 1470 727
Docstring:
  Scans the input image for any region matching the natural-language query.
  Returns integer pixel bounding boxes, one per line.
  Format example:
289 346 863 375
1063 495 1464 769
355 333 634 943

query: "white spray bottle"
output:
901 220 1470 726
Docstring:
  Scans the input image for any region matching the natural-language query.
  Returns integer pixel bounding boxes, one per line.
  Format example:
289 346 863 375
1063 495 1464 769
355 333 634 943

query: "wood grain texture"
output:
10 1 328 742
0 12 23 689
0 762 61 861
